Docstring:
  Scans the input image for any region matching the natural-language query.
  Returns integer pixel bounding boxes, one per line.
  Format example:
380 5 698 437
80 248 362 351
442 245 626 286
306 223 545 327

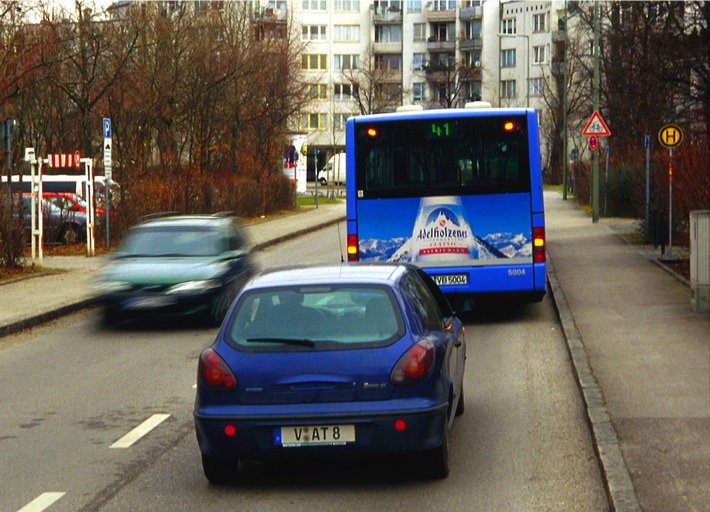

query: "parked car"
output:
95 213 256 326
317 152 346 185
193 263 466 484
16 194 87 245
42 191 118 221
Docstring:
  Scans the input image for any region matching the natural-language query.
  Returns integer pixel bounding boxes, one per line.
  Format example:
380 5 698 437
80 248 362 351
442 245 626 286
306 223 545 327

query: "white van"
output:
317 153 346 185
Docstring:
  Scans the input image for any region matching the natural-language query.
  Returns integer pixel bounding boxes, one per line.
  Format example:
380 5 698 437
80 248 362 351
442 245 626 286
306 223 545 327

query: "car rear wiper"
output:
245 337 316 348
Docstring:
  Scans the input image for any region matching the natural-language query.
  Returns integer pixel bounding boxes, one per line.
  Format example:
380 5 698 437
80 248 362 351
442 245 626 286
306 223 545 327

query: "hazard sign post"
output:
658 124 684 257
582 111 611 222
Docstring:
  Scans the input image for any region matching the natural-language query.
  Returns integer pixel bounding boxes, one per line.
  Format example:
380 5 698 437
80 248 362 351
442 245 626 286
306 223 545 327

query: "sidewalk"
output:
0 202 346 337
1 193 708 511
545 190 709 512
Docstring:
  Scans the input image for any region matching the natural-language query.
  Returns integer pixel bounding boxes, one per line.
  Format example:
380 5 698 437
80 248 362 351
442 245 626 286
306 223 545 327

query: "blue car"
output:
194 263 466 483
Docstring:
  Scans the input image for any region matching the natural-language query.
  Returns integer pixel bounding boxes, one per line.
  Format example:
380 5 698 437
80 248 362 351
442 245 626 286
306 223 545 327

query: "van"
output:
317 153 346 185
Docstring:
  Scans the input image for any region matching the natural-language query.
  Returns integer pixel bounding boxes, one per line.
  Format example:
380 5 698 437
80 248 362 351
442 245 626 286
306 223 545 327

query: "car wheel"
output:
209 288 233 326
60 223 80 245
319 177 328 186
455 385 465 416
101 308 122 328
201 454 239 485
424 421 450 479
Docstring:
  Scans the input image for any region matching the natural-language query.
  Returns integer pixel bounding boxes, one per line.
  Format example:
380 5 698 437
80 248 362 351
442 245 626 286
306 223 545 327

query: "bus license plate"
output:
433 274 468 286
278 424 355 447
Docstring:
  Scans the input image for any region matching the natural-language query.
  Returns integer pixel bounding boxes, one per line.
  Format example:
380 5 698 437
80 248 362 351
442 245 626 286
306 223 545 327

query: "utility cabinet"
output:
690 210 710 314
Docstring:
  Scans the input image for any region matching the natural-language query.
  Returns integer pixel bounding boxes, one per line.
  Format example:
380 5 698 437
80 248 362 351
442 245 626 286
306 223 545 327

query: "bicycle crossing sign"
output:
582 111 611 137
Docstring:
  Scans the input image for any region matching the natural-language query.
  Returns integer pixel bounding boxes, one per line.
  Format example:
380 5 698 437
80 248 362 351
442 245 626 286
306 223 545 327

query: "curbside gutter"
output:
547 258 641 512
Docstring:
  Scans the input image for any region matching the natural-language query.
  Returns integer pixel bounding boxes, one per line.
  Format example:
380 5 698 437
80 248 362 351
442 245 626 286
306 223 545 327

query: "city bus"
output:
345 103 546 309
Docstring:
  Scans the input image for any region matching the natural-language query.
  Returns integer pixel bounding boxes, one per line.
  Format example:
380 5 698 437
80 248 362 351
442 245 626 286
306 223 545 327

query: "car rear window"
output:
226 285 404 351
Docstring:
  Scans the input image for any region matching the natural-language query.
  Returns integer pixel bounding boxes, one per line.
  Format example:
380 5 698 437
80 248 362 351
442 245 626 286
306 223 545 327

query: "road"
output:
0 225 608 512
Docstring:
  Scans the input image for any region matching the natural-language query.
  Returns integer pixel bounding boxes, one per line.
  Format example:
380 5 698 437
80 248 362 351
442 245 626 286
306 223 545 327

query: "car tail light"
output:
533 226 546 263
198 348 237 391
390 340 435 385
347 234 359 262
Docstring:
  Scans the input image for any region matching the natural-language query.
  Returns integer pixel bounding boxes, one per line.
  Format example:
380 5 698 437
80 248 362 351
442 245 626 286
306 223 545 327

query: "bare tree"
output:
343 43 403 115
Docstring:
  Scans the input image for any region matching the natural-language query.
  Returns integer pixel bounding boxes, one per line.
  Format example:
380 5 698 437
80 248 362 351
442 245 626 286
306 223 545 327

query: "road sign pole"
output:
668 147 673 257
591 0 600 223
645 135 650 235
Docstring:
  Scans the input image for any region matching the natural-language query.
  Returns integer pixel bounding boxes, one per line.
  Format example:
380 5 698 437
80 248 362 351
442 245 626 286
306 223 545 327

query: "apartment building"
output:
261 0 564 170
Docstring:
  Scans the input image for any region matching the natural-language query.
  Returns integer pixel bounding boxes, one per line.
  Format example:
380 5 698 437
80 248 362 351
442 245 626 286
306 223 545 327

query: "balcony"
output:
254 7 287 22
459 5 482 21
374 69 403 83
373 6 402 24
374 41 403 54
459 37 482 51
426 9 456 22
427 36 455 52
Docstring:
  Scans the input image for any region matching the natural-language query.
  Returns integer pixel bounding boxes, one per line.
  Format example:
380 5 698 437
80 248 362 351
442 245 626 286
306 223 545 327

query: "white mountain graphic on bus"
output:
359 231 531 262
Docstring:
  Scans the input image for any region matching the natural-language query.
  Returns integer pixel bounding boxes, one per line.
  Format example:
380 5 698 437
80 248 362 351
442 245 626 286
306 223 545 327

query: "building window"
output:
269 1 288 9
302 54 328 71
376 54 402 71
533 12 547 32
501 80 516 98
303 84 327 100
529 77 545 97
431 0 455 10
333 114 349 130
375 25 402 43
334 54 359 70
375 0 402 10
431 22 455 41
334 0 359 11
301 113 327 130
302 25 327 41
334 83 359 100
334 25 360 42
465 80 482 102
413 82 426 101
500 48 516 67
302 0 327 11
533 45 546 64
413 23 426 42
464 20 481 39
407 0 422 12
413 53 426 70
463 50 481 68
501 18 516 35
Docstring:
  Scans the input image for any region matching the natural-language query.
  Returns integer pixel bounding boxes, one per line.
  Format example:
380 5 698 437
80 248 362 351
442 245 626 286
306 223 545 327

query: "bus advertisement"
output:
345 105 546 308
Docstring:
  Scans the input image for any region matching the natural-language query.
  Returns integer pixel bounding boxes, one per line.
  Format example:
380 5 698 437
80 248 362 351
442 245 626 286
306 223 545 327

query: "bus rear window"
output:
355 115 531 197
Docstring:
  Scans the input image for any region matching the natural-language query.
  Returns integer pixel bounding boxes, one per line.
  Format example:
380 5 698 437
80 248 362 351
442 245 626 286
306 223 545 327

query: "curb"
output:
547 258 641 512
0 215 346 340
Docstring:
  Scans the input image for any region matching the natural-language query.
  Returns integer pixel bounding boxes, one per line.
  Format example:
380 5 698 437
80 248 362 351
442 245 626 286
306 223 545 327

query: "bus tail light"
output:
347 234 359 261
533 227 546 263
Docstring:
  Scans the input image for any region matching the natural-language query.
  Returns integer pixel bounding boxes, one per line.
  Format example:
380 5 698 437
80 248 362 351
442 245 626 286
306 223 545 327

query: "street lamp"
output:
497 33 530 108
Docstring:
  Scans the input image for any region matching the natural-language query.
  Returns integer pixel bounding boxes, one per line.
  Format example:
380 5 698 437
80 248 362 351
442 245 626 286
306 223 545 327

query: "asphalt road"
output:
1 225 608 512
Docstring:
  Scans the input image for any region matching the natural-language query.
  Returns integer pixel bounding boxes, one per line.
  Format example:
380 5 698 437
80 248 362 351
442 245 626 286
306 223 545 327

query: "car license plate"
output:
123 296 175 310
433 274 468 286
276 424 355 447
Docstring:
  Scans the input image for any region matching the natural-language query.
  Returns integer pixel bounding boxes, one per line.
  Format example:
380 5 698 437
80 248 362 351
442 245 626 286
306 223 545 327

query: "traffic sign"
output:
74 150 81 170
588 135 598 151
582 111 611 137
103 138 112 169
658 124 683 148
103 118 111 138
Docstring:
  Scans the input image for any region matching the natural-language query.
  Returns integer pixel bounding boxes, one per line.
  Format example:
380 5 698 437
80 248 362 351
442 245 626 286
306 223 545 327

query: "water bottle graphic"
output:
410 196 478 262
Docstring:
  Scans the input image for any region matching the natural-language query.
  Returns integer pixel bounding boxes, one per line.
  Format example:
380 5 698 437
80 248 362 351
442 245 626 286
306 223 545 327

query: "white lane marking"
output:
17 492 65 512
110 413 171 449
